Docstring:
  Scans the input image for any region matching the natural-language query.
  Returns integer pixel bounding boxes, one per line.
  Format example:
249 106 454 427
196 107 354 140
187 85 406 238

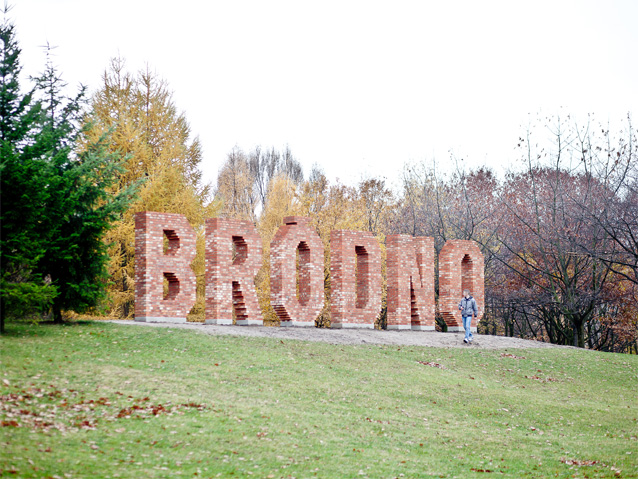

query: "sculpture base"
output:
387 324 412 330
236 319 263 326
205 318 233 325
331 322 375 329
280 321 315 327
135 316 187 323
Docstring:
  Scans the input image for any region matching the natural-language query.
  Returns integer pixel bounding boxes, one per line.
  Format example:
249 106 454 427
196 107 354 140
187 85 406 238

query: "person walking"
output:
458 289 478 343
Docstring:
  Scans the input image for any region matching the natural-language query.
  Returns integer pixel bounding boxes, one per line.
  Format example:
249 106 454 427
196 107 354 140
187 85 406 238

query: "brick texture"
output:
386 235 436 330
438 240 484 328
134 212 197 322
329 230 382 328
270 216 324 326
205 218 263 326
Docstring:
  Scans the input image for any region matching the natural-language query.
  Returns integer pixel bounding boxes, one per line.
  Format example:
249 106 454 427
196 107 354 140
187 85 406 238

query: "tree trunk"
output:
53 304 63 324
122 276 129 318
574 320 585 348
121 241 130 318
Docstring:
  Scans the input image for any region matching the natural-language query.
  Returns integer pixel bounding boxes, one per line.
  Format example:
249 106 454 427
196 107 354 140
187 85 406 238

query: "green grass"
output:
1 322 637 478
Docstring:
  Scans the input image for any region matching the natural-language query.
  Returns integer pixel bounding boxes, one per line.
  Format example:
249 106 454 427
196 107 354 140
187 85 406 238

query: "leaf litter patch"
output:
560 457 622 477
0 383 206 433
417 361 447 369
500 353 526 360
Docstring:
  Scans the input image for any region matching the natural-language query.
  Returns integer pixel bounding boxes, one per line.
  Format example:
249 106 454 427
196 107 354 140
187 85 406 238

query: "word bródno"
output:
135 212 484 331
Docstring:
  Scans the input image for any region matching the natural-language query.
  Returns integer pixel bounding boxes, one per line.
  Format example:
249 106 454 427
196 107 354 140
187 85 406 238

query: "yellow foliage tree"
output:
85 58 219 319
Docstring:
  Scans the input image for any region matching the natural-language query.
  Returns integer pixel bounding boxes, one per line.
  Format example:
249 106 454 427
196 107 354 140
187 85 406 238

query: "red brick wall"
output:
270 216 324 326
329 230 382 328
134 212 197 322
438 239 484 329
386 235 436 330
205 218 263 326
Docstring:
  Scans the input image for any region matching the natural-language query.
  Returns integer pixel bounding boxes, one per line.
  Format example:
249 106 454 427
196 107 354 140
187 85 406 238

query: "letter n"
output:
134 211 197 323
386 235 435 330
270 216 324 327
438 240 484 330
330 230 382 328
205 218 263 325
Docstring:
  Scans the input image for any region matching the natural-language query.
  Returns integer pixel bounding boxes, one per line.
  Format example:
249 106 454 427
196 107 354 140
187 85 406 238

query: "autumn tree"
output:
86 58 218 318
359 177 393 236
491 116 633 349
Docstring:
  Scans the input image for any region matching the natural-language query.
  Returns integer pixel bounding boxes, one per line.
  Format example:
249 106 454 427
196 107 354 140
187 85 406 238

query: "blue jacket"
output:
458 296 478 317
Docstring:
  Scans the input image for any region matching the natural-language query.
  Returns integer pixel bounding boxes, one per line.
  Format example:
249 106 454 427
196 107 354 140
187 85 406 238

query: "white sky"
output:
11 0 638 190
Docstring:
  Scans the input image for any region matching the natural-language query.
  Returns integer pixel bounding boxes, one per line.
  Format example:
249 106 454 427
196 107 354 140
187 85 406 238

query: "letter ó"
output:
270 216 324 326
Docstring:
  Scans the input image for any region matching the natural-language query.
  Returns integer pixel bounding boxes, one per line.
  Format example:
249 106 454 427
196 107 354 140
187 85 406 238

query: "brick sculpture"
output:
386 234 435 330
438 239 484 330
205 218 263 326
134 211 197 322
134 211 485 331
270 216 324 327
329 230 382 328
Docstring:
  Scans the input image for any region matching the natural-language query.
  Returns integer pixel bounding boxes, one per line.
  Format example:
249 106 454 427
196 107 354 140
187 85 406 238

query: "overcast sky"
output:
11 0 638 189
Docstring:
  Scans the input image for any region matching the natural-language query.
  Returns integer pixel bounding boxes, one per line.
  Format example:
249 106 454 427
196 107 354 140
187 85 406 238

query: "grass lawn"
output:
1 321 637 478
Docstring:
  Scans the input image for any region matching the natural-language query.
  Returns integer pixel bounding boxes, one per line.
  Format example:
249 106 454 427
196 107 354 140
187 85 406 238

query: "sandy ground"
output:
105 320 572 349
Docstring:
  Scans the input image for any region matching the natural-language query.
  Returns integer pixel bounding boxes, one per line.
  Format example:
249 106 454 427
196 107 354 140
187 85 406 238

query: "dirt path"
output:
106 320 572 349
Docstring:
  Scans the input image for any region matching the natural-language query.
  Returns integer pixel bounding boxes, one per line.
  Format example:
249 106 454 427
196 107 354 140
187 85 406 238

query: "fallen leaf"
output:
501 353 525 359
417 361 446 369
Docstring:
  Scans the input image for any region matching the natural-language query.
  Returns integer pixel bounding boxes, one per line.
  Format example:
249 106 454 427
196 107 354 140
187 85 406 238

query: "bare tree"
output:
569 115 638 287
217 145 304 220
216 147 257 220
493 116 631 349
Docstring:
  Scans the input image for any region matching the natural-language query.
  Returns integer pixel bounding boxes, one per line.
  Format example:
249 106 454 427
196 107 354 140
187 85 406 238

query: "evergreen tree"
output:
0 18 55 332
0 19 137 328
35 52 139 323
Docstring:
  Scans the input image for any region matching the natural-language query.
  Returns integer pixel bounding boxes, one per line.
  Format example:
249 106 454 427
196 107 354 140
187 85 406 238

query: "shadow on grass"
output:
1 319 100 337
